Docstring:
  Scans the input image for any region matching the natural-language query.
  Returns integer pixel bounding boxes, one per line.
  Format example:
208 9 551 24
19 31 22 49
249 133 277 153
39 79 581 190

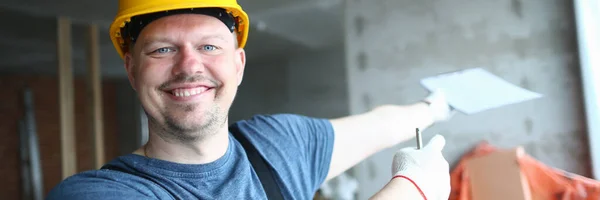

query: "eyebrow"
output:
141 34 229 47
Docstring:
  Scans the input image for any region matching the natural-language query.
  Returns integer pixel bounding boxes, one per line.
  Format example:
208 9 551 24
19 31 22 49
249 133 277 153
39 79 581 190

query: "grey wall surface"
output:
286 47 349 118
344 0 589 199
229 46 348 122
229 56 290 123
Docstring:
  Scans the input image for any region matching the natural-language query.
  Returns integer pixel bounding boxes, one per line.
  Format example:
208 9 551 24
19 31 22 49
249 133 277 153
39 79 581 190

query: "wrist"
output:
422 89 453 123
391 175 427 200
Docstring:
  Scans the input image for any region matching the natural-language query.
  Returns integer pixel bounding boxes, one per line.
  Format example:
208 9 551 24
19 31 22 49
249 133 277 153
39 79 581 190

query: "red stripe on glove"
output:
392 175 427 200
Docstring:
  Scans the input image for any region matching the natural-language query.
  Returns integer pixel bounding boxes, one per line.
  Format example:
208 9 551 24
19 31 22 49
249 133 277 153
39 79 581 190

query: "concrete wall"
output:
229 55 291 122
344 0 590 199
230 46 348 122
286 47 349 118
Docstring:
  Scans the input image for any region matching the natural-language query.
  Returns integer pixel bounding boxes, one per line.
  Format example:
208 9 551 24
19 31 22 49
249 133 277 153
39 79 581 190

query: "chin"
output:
160 118 213 142
165 107 223 130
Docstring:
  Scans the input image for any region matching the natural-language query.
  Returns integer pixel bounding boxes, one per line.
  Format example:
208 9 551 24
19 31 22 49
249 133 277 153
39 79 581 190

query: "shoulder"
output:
46 169 156 200
235 113 333 134
231 114 336 197
46 155 168 200
230 113 335 163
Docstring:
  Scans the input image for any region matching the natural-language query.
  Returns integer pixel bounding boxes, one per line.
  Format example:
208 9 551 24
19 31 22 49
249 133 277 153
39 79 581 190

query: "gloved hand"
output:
423 89 454 123
391 134 451 200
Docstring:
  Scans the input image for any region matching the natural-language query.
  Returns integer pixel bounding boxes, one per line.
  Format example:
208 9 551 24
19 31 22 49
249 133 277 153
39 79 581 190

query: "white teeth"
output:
172 87 208 97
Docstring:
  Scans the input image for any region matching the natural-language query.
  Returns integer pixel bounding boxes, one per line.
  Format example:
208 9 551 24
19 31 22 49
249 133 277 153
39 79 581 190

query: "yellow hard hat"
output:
109 0 250 59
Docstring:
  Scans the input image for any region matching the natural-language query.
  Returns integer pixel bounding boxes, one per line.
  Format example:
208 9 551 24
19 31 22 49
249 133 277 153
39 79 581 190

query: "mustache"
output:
158 74 219 90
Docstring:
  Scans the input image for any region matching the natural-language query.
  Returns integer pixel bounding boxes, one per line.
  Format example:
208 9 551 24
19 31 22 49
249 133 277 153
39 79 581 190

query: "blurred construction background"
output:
1 0 600 199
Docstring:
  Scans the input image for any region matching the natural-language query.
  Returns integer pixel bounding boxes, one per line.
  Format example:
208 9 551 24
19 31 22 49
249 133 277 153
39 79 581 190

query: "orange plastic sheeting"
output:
449 142 600 200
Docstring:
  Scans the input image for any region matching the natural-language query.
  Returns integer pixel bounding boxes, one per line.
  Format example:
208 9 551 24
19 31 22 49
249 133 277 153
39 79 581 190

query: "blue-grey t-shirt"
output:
46 114 335 200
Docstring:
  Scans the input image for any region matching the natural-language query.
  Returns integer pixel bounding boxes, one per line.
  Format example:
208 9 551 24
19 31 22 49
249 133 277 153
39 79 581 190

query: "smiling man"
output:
46 0 453 199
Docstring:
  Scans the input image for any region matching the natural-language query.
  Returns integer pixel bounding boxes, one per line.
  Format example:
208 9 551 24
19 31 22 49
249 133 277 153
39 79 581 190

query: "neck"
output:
143 125 230 164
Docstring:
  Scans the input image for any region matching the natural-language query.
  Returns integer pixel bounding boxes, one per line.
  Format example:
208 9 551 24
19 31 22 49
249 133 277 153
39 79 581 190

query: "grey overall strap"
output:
229 124 284 200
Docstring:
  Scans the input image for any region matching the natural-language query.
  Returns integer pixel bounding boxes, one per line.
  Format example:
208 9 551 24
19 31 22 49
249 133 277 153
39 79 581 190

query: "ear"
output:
235 48 246 86
124 52 137 91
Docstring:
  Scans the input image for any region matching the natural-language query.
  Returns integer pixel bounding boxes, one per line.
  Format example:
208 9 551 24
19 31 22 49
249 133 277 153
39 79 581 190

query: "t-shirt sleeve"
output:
238 114 335 192
46 172 157 200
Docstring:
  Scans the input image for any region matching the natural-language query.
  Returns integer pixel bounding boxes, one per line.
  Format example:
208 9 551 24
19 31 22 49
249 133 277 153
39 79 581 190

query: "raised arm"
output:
325 90 452 181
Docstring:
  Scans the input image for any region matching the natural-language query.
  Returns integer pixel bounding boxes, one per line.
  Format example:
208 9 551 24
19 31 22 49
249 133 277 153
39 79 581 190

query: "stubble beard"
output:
147 101 228 145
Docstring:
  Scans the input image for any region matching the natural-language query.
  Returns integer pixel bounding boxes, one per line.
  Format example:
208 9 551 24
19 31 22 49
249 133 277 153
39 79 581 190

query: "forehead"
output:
138 14 233 41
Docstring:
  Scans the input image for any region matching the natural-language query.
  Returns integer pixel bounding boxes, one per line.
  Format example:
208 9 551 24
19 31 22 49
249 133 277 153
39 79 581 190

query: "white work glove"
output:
423 89 454 123
391 134 451 200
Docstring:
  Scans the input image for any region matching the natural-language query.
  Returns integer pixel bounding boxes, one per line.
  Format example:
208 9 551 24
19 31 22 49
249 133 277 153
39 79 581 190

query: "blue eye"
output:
150 47 173 54
202 45 217 51
156 47 171 53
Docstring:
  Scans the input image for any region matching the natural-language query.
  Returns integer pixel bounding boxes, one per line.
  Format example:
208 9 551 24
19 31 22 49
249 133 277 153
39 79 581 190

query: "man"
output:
47 0 452 199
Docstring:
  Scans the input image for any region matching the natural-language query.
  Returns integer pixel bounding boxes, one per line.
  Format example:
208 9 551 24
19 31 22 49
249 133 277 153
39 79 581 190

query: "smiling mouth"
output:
169 87 211 97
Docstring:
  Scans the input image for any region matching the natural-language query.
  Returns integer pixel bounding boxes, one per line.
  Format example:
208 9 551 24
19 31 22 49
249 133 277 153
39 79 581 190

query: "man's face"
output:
124 14 246 141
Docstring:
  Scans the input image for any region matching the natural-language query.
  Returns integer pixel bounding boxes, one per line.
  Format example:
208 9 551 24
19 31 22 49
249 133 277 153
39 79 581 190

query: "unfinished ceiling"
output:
0 0 344 78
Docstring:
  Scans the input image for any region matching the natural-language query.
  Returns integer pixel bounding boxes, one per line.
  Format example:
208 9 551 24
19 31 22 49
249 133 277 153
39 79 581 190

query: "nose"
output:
173 46 204 76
